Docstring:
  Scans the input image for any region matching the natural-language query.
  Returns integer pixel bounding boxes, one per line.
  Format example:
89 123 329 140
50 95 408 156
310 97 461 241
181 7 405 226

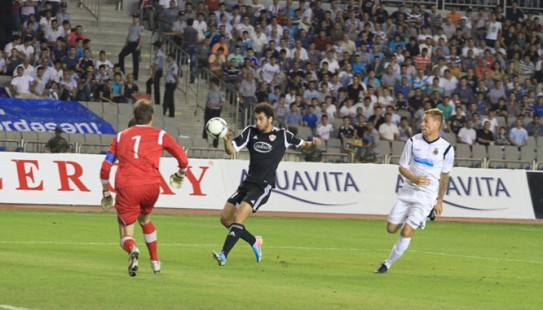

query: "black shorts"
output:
227 181 273 212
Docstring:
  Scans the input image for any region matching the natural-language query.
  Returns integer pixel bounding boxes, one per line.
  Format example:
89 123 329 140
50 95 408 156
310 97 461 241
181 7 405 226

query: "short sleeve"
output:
285 129 303 148
232 126 253 152
398 138 413 168
442 144 455 173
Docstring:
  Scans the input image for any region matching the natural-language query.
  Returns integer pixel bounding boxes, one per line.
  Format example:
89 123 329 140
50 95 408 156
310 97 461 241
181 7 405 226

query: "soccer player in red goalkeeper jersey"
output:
100 100 189 277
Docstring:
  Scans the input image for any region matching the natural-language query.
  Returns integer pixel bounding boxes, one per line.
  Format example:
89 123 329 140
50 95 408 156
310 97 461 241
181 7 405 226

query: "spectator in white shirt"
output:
11 66 37 98
379 113 401 142
457 120 477 145
316 114 334 142
482 110 499 134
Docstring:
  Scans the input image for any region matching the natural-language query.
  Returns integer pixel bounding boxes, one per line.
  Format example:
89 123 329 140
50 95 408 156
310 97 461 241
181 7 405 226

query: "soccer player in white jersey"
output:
375 108 455 273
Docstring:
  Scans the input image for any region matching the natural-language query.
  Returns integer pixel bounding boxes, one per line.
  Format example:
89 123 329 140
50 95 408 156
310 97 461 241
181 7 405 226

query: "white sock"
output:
385 236 411 268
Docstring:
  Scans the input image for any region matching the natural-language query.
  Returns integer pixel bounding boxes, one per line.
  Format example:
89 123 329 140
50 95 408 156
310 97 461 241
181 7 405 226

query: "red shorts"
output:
114 184 160 225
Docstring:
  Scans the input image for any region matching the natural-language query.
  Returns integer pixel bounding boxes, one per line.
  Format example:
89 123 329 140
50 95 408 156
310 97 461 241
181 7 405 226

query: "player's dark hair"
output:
254 103 274 120
133 100 154 125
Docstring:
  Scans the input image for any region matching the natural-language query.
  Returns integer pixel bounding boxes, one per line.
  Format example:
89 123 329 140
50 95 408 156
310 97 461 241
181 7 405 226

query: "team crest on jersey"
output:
433 148 439 155
269 134 276 142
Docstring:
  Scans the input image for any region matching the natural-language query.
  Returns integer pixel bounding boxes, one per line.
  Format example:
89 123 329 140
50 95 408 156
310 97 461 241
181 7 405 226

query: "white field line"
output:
0 305 33 310
1 240 542 265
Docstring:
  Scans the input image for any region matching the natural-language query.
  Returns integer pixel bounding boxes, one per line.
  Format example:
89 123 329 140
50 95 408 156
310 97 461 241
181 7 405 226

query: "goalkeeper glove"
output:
101 190 113 212
170 171 185 189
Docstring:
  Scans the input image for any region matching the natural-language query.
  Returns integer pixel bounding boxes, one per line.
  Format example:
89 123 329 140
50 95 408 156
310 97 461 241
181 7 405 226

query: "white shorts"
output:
388 199 433 230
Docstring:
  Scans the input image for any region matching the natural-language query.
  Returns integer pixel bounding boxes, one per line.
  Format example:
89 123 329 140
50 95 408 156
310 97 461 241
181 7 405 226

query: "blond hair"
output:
424 108 444 127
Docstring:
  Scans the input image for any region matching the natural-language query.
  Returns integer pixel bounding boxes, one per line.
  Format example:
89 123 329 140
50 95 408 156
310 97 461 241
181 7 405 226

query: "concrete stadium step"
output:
69 2 241 140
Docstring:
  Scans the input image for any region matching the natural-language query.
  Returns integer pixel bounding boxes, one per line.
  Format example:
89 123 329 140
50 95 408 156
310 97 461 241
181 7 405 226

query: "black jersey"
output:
233 126 303 187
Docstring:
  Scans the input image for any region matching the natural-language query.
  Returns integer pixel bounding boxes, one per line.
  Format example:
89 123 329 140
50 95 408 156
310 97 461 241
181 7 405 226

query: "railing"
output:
384 0 542 13
200 68 242 134
78 0 102 25
153 32 204 119
153 29 243 134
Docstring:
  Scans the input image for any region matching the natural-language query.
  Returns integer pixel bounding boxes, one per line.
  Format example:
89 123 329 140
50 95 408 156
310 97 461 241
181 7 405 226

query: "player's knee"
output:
138 214 150 225
401 226 415 238
220 215 231 228
386 223 399 234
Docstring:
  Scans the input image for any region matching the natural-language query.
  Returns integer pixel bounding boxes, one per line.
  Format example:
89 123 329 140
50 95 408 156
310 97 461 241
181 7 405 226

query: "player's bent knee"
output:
401 225 416 238
138 214 151 225
386 222 400 234
219 216 231 227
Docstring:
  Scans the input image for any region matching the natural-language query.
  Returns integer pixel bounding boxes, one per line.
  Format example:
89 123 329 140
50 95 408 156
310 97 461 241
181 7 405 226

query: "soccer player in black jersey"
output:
212 103 321 266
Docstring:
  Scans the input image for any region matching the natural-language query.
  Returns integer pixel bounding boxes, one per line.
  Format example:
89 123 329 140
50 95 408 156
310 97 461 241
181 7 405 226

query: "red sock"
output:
120 236 136 254
141 221 158 261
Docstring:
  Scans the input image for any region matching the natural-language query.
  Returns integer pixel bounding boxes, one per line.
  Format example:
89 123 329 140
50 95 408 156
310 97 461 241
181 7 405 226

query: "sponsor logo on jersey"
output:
254 141 272 153
269 134 276 142
253 135 258 140
414 157 434 167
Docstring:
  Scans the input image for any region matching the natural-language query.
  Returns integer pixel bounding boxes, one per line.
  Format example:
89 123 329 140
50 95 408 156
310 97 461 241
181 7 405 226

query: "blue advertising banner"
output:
0 98 116 134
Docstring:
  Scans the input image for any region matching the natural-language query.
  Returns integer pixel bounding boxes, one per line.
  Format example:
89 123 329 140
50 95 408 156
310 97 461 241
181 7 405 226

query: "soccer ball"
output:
206 117 228 139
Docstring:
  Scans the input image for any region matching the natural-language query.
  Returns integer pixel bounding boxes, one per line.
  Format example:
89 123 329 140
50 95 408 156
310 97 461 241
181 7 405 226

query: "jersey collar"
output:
422 135 440 144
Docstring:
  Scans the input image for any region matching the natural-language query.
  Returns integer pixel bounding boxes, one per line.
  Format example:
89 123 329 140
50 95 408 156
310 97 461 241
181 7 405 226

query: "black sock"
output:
240 227 256 246
222 223 244 257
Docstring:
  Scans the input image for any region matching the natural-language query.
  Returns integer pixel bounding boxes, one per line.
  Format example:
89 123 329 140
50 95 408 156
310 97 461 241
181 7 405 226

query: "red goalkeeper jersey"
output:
100 125 188 189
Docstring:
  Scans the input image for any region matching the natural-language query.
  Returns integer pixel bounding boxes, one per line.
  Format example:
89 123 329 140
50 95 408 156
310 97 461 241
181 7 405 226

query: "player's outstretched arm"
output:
301 137 322 150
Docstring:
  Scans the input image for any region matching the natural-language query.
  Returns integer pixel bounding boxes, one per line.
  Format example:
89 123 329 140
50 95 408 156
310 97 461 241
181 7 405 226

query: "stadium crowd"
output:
0 1 141 104
1 0 543 160
156 0 543 157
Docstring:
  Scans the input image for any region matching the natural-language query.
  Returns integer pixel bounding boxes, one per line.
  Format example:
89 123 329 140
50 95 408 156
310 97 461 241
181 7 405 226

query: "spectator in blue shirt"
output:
284 102 303 135
303 105 318 131
352 54 365 75
268 85 282 104
388 34 405 54
394 76 411 99
509 119 528 147
474 92 490 115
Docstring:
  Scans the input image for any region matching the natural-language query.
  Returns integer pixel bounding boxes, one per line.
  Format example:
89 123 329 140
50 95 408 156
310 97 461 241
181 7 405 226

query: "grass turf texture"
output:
0 209 542 310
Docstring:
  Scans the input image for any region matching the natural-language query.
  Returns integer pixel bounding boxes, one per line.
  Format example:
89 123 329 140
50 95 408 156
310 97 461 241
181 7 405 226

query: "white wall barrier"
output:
0 152 535 220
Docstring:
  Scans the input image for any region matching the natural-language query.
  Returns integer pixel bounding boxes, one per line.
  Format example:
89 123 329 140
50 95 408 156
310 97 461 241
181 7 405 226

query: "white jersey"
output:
397 133 454 206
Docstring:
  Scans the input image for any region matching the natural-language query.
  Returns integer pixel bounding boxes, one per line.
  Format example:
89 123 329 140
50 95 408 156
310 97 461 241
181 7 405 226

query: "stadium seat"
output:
526 136 536 150
443 132 457 146
118 114 133 129
86 102 103 115
80 134 105 154
389 141 405 164
455 144 472 168
487 145 506 169
102 114 118 126
471 144 487 168
504 146 521 169
118 103 133 115
0 131 22 151
102 102 118 115
520 146 536 170
67 134 85 153
326 138 342 149
377 141 391 164
297 127 313 140
100 134 115 146
496 116 507 128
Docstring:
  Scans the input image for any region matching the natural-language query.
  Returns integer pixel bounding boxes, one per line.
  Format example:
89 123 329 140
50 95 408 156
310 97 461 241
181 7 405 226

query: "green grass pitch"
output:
0 209 542 309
